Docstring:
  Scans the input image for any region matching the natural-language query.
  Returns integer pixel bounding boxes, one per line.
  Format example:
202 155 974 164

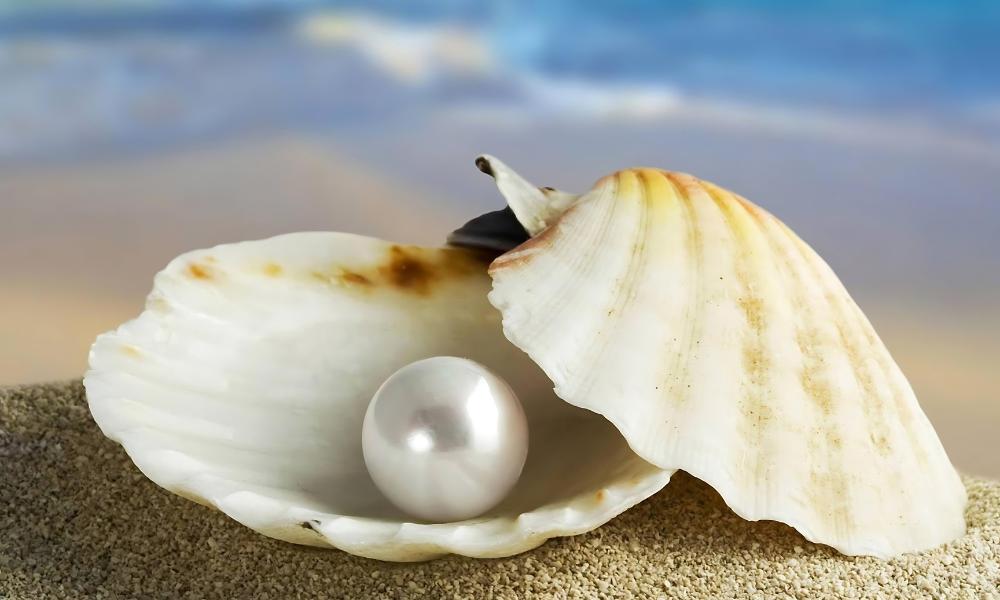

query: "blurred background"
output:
0 1 997 475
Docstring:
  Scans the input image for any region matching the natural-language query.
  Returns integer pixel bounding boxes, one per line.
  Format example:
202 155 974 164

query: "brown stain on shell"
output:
313 245 489 296
377 246 438 294
181 243 487 297
339 270 372 287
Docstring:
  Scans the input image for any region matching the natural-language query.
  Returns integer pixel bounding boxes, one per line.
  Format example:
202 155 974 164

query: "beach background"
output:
1 1 997 476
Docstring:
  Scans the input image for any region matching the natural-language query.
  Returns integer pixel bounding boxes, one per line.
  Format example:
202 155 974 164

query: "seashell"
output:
478 156 967 558
84 232 670 561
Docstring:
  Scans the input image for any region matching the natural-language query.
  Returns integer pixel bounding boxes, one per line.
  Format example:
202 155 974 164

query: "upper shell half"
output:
85 232 669 561
479 156 967 559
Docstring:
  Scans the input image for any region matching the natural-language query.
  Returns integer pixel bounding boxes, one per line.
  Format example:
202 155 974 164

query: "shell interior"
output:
85 232 669 561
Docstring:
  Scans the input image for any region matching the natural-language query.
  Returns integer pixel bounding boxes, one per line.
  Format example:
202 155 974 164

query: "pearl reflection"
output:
406 429 434 453
465 377 499 449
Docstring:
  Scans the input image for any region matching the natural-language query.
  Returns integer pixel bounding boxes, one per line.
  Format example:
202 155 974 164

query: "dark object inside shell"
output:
447 206 529 254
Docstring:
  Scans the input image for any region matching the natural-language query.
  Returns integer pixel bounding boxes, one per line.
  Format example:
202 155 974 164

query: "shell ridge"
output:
702 183 782 518
498 182 608 355
529 176 625 399
573 171 654 404
777 216 917 538
658 173 726 466
848 297 964 493
787 230 967 536
657 172 701 418
753 204 862 550
738 196 964 552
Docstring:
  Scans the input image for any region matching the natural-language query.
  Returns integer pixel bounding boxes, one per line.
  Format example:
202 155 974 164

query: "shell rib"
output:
484 161 967 558
85 232 669 561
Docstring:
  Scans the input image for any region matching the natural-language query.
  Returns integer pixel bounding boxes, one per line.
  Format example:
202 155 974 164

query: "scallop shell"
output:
480 156 967 558
85 232 669 561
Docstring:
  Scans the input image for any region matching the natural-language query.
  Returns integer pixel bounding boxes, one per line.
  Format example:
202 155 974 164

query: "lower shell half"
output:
84 231 671 561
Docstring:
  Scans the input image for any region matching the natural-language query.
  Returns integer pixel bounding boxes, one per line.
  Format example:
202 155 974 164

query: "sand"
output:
1 381 998 599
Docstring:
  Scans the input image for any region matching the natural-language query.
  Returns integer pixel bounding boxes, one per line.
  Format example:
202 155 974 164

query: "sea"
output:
0 0 998 163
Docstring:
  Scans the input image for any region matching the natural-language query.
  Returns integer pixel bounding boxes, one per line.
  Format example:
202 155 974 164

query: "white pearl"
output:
362 356 529 522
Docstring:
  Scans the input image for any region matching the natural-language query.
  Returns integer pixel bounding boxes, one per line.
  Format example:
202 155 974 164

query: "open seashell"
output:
478 156 967 558
85 232 669 561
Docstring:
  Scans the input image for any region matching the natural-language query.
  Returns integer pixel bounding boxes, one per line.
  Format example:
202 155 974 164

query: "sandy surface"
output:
1 381 998 599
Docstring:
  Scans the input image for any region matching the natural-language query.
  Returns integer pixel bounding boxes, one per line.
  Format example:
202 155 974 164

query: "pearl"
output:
362 356 529 522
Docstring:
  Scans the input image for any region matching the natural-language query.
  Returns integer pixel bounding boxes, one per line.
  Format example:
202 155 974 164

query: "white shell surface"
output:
486 163 967 558
85 232 670 561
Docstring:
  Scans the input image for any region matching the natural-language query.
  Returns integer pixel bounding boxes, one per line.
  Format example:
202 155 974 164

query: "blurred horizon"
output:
1 0 1000 163
0 0 997 475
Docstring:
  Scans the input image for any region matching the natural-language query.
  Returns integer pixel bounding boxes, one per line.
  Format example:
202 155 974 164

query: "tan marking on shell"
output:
796 329 834 415
702 180 777 491
121 344 142 358
738 201 854 533
145 295 171 314
340 270 373 287
793 235 896 459
786 226 928 473
849 291 929 468
310 268 372 288
659 171 701 406
262 262 284 277
807 468 852 528
186 262 214 280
